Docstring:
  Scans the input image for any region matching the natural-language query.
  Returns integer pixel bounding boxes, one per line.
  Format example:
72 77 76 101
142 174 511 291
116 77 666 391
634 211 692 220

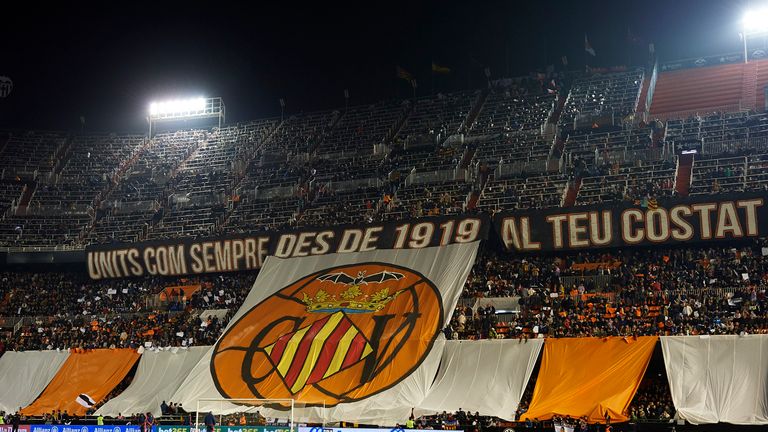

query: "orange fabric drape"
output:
21 348 140 416
523 336 657 423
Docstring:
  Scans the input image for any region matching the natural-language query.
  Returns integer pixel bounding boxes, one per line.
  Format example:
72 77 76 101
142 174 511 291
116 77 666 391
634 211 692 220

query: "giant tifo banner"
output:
85 215 488 279
170 242 479 424
494 193 766 252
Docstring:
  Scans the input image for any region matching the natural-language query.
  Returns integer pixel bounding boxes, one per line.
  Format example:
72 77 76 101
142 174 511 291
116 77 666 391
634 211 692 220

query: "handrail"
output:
701 136 768 155
0 244 86 252
650 104 746 122
404 168 468 187
642 59 659 122
494 158 560 178
594 146 670 165
7 309 188 331
660 51 744 72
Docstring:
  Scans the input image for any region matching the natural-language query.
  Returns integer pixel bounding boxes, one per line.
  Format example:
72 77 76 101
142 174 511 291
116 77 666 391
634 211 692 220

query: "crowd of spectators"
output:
0 271 257 351
5 309 227 351
449 238 768 339
0 271 257 318
414 409 496 431
628 377 675 422
0 273 150 317
579 160 676 204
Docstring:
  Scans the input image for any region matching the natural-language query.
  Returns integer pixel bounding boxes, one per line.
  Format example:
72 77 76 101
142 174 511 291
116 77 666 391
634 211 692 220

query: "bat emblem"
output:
317 270 404 286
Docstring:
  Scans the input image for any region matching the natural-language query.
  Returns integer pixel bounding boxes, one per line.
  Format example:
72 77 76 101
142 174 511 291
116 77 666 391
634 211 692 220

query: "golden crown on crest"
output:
301 285 402 314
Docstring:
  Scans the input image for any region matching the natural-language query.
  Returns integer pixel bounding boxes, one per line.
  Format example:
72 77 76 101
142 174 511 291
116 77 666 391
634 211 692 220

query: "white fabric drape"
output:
416 339 543 420
172 242 479 425
0 350 70 413
199 309 229 321
661 335 768 424
472 297 521 313
96 346 208 417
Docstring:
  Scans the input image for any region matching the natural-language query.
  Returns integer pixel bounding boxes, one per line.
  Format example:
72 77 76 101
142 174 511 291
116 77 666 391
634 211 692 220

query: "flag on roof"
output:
396 66 414 82
627 26 643 46
431 62 451 74
585 34 596 56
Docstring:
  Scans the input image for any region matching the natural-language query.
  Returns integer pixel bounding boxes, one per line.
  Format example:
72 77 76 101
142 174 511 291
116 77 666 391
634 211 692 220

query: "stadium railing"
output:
493 158 561 178
701 135 768 155
404 168 469 187
593 145 672 166
649 103 746 122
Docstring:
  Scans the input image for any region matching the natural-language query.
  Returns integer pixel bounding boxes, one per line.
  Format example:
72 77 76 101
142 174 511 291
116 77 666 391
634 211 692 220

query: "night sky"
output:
0 1 753 132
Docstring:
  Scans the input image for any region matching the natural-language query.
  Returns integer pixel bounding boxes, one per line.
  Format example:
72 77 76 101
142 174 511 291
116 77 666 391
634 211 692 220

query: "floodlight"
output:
742 8 768 63
743 8 768 34
146 96 225 137
148 97 209 116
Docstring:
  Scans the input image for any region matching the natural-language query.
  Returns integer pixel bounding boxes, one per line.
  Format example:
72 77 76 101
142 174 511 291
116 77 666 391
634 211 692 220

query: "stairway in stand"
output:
635 71 652 114
562 177 582 207
741 60 759 111
674 154 694 198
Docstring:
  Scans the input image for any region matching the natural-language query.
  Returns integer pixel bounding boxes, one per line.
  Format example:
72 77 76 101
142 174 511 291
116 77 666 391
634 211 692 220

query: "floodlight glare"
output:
743 8 768 34
742 8 768 63
146 96 225 137
148 97 208 116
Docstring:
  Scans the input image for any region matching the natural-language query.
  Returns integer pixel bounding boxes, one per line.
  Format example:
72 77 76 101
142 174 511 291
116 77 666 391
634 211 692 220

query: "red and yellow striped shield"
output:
264 311 373 394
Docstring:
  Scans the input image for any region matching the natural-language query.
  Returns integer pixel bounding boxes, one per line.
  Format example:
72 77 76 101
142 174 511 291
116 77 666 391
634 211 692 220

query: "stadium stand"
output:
397 91 473 146
6 60 768 429
575 160 675 205
0 131 65 180
0 181 25 214
0 69 661 246
317 100 403 155
478 173 567 211
559 69 643 128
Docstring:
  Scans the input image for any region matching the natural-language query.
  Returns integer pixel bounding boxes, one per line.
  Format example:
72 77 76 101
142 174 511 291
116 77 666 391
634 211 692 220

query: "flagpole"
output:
467 52 471 91
431 67 435 97
505 42 510 77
